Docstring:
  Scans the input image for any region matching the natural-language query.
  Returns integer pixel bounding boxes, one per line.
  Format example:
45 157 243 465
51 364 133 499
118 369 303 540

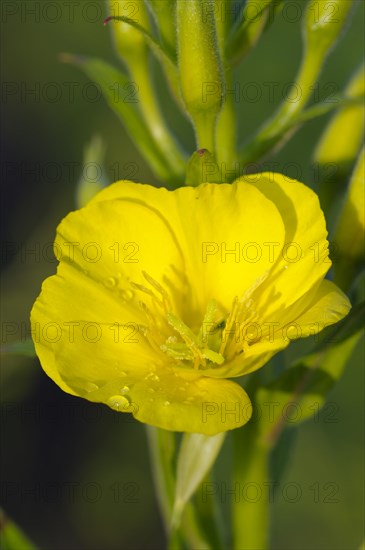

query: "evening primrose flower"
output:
31 174 350 435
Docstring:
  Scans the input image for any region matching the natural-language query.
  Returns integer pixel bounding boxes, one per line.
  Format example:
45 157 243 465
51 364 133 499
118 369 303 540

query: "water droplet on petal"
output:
107 395 131 411
120 385 130 394
144 372 160 382
105 277 117 288
120 289 134 302
164 400 170 406
284 265 289 270
85 382 99 393
119 371 127 377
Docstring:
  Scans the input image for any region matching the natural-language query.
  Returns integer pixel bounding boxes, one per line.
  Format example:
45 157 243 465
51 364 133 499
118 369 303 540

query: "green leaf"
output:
1 340 35 358
172 432 225 530
255 308 364 446
0 510 38 550
62 55 176 183
105 14 182 114
105 15 176 66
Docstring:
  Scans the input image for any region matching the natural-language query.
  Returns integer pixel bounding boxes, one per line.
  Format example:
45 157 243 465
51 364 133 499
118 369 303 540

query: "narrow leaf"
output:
61 55 174 182
172 432 225 530
0 510 38 550
1 340 36 358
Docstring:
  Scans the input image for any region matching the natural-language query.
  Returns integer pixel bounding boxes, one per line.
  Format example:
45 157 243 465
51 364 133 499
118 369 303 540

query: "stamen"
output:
131 281 156 299
167 312 207 369
142 270 171 311
219 296 239 356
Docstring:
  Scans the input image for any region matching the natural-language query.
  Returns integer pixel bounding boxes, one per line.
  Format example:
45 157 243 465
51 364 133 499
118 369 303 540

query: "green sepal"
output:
186 149 221 187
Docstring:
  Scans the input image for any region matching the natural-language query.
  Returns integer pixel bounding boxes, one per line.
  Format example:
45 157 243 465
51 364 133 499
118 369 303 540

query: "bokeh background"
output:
1 1 364 549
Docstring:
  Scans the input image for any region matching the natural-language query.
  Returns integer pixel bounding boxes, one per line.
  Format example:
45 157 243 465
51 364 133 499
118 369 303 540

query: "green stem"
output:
146 426 176 529
216 67 238 170
131 59 187 178
146 427 215 550
238 55 322 165
232 423 271 550
194 112 217 156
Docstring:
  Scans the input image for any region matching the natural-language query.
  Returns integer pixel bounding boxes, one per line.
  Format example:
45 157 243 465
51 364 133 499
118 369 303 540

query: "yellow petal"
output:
90 369 253 435
288 279 351 337
90 180 286 317
240 172 331 320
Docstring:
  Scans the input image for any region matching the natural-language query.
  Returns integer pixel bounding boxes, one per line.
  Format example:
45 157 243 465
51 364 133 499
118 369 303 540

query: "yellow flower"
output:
31 174 350 435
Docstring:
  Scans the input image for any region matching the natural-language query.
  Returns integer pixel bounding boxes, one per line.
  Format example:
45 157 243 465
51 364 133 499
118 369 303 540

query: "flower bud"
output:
146 0 176 58
314 64 365 175
76 135 108 208
108 0 150 64
177 0 224 151
304 0 355 61
335 147 365 263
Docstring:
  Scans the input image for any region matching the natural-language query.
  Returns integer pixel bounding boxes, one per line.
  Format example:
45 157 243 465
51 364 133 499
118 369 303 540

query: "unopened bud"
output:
177 0 224 151
304 0 355 60
108 0 151 64
314 64 365 174
335 147 365 263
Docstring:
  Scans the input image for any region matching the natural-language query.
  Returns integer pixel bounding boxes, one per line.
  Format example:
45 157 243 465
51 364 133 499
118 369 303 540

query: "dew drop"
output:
120 385 130 394
85 382 99 393
119 371 127 377
284 265 289 270
107 395 131 411
144 372 160 382
105 276 117 288
164 400 170 406
120 289 134 302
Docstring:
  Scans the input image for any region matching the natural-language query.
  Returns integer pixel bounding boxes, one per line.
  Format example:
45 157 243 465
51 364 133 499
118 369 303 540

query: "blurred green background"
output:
1 1 364 548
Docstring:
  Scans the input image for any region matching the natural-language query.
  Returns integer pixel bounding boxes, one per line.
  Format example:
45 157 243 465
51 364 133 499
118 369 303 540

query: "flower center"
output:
131 271 265 371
